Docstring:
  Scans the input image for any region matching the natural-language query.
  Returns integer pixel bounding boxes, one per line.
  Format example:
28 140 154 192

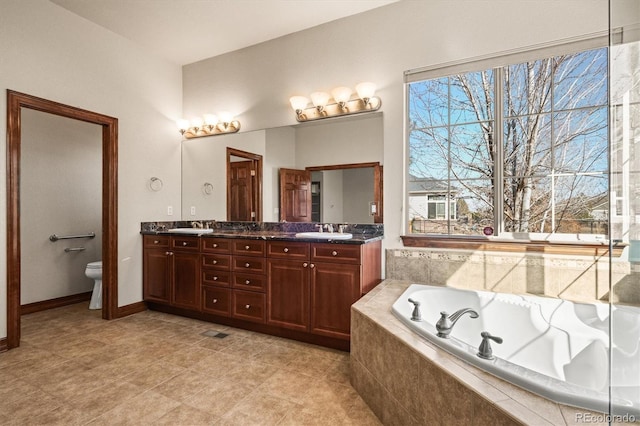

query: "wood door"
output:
310 262 361 340
267 259 310 332
143 248 170 303
279 168 312 222
229 160 254 221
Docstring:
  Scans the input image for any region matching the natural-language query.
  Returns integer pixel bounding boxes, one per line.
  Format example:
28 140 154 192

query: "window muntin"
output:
408 47 608 239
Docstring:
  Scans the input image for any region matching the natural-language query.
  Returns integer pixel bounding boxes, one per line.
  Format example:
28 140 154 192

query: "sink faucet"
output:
435 308 479 338
338 224 348 233
191 221 203 229
315 224 324 233
324 224 334 233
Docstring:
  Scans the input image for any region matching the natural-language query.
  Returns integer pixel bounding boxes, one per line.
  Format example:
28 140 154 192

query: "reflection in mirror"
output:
311 168 374 223
181 113 383 222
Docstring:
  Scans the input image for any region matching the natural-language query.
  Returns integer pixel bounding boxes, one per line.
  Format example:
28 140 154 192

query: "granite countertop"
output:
140 221 384 245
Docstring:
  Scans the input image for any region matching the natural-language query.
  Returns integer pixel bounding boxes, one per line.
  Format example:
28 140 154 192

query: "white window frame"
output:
404 32 609 242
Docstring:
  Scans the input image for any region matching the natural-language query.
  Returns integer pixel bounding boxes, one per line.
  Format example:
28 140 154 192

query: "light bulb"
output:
190 117 203 129
310 92 331 112
176 119 190 134
331 87 352 107
356 82 376 103
289 96 309 112
218 111 234 124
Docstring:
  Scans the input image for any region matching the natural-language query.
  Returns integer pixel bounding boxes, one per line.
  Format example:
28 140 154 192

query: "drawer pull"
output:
332 251 338 256
283 247 289 253
212 299 218 304
310 263 315 268
168 252 174 256
245 304 251 309
213 243 218 248
212 260 218 264
303 262 308 267
245 280 251 285
245 245 250 250
213 276 218 281
245 262 250 268
154 240 159 244
165 251 170 255
183 242 188 246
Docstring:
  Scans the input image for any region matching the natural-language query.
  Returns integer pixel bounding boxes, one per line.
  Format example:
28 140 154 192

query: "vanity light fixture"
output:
177 113 241 139
290 82 381 122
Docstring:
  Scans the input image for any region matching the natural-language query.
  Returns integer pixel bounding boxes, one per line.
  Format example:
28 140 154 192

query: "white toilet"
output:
85 261 102 310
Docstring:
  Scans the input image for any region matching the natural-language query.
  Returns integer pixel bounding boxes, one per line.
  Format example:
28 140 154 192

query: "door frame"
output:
226 147 262 221
6 90 118 349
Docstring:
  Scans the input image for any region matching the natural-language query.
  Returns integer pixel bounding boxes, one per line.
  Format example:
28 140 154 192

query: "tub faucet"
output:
477 331 503 360
436 308 479 338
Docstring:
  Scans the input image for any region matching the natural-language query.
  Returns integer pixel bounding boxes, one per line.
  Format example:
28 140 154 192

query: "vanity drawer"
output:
311 243 361 264
171 237 200 251
232 239 266 256
232 290 266 323
202 270 231 287
202 286 231 316
202 254 231 270
267 241 310 260
232 272 266 292
232 256 267 274
144 235 169 248
201 238 232 253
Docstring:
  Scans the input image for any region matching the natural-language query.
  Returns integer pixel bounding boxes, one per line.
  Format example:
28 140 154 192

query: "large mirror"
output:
181 113 383 223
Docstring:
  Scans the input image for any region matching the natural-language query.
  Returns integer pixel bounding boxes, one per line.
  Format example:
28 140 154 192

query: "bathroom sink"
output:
167 228 214 234
295 232 353 240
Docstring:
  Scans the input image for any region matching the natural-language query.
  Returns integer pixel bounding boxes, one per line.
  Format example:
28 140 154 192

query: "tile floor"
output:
0 303 381 425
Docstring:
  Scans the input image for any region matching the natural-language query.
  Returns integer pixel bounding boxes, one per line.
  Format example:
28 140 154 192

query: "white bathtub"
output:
391 284 640 416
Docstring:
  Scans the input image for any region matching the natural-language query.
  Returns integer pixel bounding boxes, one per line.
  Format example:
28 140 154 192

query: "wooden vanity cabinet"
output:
143 235 171 303
143 235 200 309
267 240 311 332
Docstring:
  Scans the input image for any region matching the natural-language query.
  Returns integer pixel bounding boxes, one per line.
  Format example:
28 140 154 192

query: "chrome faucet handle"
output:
315 224 323 233
477 331 503 360
408 298 422 322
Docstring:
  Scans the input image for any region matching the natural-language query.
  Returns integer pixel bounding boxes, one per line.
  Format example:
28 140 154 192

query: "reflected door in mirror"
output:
229 161 255 221
280 168 312 222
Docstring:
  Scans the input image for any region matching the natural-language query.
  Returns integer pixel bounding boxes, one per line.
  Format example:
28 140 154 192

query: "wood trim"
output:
6 90 118 350
21 292 92 315
304 162 383 223
0 338 7 353
226 147 263 221
115 301 147 318
401 235 626 257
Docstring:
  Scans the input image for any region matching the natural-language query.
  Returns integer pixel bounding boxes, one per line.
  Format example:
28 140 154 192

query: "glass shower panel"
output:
610 0 640 420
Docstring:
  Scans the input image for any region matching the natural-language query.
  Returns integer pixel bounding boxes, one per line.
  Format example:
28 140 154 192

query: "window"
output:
407 46 608 239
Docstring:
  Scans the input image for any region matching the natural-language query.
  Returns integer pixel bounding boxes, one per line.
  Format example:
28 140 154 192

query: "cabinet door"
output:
143 248 170 303
172 251 201 309
202 286 231 316
310 262 361 340
267 259 310 332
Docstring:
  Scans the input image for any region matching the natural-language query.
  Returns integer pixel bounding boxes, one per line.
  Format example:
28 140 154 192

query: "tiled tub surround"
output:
351 280 616 425
141 220 384 242
386 247 637 305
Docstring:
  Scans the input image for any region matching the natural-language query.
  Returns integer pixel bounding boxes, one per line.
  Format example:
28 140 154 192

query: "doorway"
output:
6 90 118 350
226 147 262 221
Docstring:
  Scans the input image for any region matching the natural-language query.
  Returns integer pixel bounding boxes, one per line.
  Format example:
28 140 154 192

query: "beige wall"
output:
0 0 182 338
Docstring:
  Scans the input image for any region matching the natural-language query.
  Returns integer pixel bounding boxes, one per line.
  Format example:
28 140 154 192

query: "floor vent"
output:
201 330 229 339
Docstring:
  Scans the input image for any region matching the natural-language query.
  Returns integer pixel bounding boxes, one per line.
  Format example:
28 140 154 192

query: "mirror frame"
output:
305 161 383 223
6 90 118 349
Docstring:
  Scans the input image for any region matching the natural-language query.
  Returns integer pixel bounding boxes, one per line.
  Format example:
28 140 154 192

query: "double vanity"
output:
141 221 383 350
